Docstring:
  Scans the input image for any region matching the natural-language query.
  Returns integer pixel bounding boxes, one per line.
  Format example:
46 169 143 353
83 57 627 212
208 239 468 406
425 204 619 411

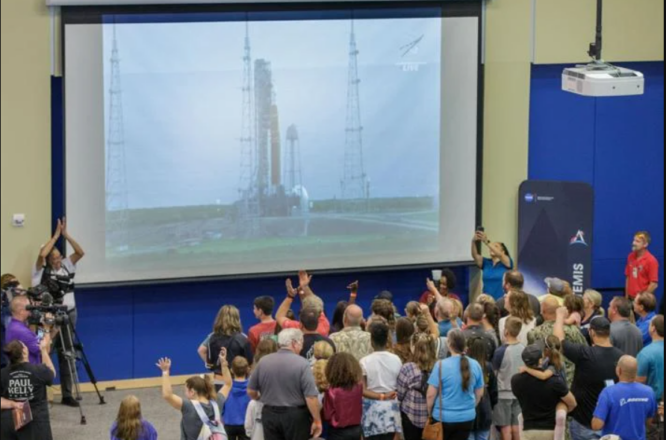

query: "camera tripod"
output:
54 312 106 425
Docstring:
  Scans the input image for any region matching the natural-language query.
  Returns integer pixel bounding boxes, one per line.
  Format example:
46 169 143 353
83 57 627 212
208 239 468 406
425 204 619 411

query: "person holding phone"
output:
472 228 514 301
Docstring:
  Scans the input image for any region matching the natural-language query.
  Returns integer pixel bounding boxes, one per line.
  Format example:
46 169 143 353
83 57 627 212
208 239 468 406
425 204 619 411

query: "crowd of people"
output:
0 229 664 440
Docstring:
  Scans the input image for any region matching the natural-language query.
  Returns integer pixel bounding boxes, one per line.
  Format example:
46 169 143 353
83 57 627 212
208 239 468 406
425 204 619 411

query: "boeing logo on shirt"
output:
620 397 650 407
570 230 588 246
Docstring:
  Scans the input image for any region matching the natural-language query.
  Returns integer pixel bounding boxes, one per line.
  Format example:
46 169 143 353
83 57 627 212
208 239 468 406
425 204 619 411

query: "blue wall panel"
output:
529 62 664 302
74 266 468 381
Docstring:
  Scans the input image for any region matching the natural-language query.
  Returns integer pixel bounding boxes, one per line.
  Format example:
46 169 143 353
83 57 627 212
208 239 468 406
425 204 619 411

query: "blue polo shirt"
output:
637 340 664 399
438 318 463 338
483 257 514 300
637 312 657 347
593 382 657 440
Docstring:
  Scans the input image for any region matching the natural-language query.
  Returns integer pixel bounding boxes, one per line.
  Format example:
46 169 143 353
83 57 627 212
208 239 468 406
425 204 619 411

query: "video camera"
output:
42 269 75 304
26 293 70 327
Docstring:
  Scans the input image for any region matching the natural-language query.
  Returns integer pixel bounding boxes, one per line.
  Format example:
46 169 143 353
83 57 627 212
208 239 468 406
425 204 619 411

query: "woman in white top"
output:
499 290 536 346
359 320 403 440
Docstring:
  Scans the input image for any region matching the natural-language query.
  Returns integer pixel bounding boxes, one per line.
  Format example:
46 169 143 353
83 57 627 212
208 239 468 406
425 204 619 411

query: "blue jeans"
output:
569 418 602 440
468 431 490 440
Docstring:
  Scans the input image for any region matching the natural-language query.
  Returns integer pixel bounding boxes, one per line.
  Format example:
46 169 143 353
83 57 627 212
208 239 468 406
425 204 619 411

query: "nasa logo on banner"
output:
518 181 595 297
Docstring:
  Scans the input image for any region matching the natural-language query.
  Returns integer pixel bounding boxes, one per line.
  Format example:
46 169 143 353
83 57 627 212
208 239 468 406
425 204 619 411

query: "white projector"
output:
562 64 645 97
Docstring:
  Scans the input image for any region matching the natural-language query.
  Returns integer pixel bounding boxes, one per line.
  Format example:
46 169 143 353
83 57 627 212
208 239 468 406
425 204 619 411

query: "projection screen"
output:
62 3 482 284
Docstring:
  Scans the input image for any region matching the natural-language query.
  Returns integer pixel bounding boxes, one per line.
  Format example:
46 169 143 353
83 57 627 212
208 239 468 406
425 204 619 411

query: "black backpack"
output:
206 333 245 371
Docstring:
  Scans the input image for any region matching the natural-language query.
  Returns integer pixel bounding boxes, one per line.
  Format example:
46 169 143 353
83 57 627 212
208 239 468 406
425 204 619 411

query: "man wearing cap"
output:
512 344 578 440
528 297 587 388
539 278 569 306
554 310 624 440
625 231 659 300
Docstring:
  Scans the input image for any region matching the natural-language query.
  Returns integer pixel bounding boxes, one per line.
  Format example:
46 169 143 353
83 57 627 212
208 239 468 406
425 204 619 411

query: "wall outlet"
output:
12 214 25 228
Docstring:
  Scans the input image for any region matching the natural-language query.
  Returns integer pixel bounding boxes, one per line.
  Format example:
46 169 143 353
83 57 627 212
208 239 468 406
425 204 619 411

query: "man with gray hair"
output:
276 275 331 337
330 304 372 361
248 329 322 440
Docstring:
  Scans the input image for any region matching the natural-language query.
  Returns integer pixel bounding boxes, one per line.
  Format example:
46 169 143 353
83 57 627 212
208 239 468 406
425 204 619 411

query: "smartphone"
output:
476 226 485 232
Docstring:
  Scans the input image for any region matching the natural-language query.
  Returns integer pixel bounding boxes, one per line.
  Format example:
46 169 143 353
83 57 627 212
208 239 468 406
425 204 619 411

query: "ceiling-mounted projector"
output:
562 0 644 97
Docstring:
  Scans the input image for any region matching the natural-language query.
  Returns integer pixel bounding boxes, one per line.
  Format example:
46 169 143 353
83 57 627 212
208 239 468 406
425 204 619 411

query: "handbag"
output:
422 360 444 440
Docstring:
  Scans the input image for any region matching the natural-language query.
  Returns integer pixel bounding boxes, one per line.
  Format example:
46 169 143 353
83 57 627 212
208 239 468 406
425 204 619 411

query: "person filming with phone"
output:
472 227 514 301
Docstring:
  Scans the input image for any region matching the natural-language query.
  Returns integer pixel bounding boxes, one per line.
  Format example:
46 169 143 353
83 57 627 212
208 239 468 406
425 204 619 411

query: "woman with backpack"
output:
198 306 254 382
397 333 438 440
157 355 229 440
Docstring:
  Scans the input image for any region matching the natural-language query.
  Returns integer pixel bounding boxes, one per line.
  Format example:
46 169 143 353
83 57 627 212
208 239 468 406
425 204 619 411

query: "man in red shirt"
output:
625 231 660 300
248 296 277 352
277 271 331 337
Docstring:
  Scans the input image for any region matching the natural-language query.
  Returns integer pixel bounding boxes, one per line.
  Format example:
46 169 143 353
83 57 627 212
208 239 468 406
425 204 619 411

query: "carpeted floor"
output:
50 386 184 440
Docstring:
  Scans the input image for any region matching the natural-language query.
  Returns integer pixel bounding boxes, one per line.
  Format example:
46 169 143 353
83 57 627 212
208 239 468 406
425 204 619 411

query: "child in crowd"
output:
110 395 158 440
314 340 335 362
492 317 526 440
244 340 278 440
519 335 569 440
405 301 422 322
224 357 251 440
564 295 585 328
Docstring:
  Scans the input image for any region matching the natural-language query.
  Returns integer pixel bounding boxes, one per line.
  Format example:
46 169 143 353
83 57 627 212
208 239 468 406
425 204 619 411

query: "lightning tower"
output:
105 25 130 252
237 22 260 236
340 21 368 206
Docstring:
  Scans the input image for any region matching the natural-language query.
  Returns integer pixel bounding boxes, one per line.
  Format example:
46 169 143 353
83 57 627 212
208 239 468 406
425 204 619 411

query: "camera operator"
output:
32 217 85 408
4 296 55 365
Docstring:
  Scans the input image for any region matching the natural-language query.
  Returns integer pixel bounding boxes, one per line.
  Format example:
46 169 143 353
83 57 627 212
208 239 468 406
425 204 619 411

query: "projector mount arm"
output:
588 0 604 64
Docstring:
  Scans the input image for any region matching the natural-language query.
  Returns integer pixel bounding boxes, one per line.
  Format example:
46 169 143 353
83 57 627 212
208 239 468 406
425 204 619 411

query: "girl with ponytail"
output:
157 352 230 440
426 329 486 440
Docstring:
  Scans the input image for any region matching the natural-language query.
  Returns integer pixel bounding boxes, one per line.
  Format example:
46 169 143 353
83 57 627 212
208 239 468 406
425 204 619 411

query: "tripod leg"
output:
56 329 87 424
70 326 106 405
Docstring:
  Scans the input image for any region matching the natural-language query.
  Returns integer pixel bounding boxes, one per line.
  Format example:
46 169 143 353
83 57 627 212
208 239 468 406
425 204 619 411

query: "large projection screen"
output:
62 3 482 284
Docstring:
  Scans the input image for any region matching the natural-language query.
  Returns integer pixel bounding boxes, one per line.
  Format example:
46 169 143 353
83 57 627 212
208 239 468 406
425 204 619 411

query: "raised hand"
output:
219 348 228 368
426 278 437 293
298 270 312 288
419 303 431 315
60 217 69 238
347 281 359 294
556 307 569 320
156 357 172 373
286 279 296 298
54 219 63 238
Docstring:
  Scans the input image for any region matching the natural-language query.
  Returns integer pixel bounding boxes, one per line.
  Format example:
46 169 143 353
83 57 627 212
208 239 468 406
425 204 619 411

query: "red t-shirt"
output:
248 321 277 352
625 250 660 298
282 313 331 337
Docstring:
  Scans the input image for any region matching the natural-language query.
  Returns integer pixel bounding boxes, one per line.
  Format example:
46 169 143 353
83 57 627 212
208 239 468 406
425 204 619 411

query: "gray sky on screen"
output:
103 17 442 209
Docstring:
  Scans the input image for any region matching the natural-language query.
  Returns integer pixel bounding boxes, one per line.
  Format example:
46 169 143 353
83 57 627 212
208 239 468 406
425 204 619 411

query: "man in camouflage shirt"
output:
528 296 588 387
330 304 372 361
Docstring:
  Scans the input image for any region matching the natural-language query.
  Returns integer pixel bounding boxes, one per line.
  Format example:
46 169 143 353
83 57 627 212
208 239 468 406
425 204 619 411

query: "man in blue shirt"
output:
635 292 658 347
592 355 657 440
637 314 664 399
